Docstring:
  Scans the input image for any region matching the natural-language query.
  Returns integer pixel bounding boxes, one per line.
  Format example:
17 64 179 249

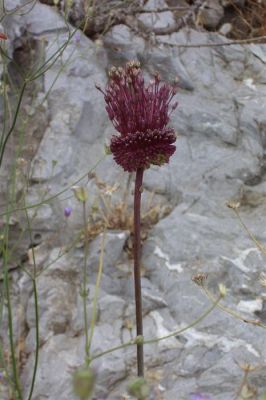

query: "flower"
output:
0 33 7 40
96 61 178 172
190 393 212 400
64 207 72 217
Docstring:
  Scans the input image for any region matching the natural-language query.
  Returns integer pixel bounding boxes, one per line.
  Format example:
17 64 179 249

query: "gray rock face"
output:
138 0 176 29
197 0 224 29
1 2 266 400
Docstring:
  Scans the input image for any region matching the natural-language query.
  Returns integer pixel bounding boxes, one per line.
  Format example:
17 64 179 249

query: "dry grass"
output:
225 0 266 40
84 174 172 257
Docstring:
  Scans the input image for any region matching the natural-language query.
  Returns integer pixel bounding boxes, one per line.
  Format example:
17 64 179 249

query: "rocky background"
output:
1 0 266 399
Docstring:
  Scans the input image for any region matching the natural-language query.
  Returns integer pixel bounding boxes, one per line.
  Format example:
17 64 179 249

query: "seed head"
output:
192 273 208 287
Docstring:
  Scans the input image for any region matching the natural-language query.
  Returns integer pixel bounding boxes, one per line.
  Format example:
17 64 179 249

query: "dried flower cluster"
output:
97 61 178 172
192 273 208 287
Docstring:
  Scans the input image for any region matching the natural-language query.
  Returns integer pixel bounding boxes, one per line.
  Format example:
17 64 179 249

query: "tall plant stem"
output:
82 200 89 357
133 168 144 377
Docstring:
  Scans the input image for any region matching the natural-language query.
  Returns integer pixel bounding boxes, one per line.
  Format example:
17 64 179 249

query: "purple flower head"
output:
190 393 212 400
64 207 72 218
97 60 178 172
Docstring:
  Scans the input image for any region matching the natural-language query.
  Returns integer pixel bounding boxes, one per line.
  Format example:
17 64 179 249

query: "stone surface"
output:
138 0 176 29
1 2 266 400
197 0 224 29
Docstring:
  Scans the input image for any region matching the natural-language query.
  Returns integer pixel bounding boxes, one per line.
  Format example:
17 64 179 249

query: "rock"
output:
2 3 266 399
88 230 129 271
98 294 126 323
196 0 224 29
104 25 145 63
237 299 263 314
138 0 176 30
23 299 128 399
24 2 68 36
219 22 232 36
30 107 79 182
26 274 77 345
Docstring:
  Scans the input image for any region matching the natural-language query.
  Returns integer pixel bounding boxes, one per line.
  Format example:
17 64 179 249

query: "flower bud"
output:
218 283 227 297
72 186 88 203
0 32 7 40
134 335 144 345
64 207 72 218
73 365 96 400
127 377 149 399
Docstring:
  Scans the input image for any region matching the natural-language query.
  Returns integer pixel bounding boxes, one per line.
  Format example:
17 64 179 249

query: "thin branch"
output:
133 6 190 14
131 0 205 36
202 285 266 329
161 35 266 48
91 293 222 362
0 156 105 217
87 231 106 357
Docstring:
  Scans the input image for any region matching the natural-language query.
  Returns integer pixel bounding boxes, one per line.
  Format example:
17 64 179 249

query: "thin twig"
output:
134 6 190 14
231 207 266 256
202 285 266 329
24 205 39 400
161 35 266 48
91 293 222 361
87 231 106 357
0 81 27 168
0 156 105 217
82 200 90 357
2 218 23 399
233 365 252 400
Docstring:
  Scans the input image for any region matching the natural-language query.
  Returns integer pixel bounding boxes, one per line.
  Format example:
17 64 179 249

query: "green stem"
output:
82 201 89 356
0 156 105 218
3 248 23 400
24 207 39 400
87 231 105 357
0 81 27 169
26 279 39 400
202 286 266 329
91 294 222 362
133 168 144 377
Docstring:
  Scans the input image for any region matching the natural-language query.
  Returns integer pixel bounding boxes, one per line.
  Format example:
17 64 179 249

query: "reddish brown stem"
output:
133 167 144 377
